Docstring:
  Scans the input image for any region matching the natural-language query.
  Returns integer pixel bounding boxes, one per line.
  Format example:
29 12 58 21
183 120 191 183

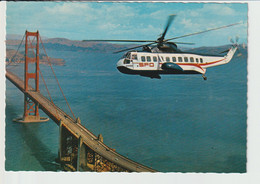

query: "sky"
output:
6 2 247 47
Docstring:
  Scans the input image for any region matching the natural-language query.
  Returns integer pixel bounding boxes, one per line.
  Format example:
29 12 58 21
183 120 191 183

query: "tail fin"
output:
224 46 237 63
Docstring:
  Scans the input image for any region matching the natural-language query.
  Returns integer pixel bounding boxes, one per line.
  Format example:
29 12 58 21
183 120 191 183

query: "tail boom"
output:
202 46 237 69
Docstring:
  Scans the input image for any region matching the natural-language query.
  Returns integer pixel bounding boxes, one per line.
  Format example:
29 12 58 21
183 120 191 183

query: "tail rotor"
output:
229 35 245 57
229 35 239 47
220 36 246 56
235 35 239 43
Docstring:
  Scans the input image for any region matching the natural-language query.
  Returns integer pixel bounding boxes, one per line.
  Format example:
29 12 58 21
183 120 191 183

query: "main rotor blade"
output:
174 42 195 45
219 48 230 54
83 39 194 45
159 14 176 42
112 41 195 53
229 36 234 44
165 22 241 42
113 42 155 53
83 39 156 43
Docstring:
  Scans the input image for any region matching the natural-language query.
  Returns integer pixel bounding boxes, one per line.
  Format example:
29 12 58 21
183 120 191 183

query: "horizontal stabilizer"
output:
219 48 230 54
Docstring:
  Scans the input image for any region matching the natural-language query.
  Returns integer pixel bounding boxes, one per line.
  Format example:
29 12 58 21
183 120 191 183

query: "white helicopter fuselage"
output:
117 46 237 79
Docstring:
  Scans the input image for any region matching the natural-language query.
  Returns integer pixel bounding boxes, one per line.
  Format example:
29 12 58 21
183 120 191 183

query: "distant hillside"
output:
6 48 65 66
6 34 24 40
6 35 134 53
184 45 247 57
6 34 247 55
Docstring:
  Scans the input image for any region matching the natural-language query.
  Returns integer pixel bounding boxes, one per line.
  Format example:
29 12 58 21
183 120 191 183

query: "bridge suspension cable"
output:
39 34 76 120
6 33 25 66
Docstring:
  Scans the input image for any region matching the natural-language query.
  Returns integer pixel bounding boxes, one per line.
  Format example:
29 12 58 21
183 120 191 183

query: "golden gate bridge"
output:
6 31 156 172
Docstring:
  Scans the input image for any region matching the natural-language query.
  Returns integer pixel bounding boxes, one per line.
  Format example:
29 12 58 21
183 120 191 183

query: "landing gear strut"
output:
202 74 207 80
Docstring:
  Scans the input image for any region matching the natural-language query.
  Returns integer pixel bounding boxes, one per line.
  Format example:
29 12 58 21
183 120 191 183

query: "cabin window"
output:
196 58 199 63
184 57 189 62
126 52 131 59
172 57 176 62
166 57 170 62
200 58 203 63
153 56 158 62
178 57 183 62
190 57 194 63
132 54 137 60
141 56 146 62
147 56 151 62
123 59 131 64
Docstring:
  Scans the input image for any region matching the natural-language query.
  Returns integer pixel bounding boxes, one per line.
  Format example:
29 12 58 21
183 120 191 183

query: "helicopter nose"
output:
116 59 124 67
117 65 130 74
116 59 128 74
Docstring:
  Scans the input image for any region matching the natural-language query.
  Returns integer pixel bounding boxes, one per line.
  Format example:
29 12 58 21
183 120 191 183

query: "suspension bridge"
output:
6 31 156 172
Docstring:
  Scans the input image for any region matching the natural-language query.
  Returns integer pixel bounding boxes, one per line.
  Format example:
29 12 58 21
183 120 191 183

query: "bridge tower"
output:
14 31 49 123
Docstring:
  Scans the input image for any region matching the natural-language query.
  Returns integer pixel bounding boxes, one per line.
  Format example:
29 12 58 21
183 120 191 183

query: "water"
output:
5 49 247 172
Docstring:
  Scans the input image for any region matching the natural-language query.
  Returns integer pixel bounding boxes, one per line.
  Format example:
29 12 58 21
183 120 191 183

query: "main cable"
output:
39 34 76 120
7 33 25 66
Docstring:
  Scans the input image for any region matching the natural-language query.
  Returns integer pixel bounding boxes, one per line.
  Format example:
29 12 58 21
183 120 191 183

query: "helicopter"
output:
84 15 240 80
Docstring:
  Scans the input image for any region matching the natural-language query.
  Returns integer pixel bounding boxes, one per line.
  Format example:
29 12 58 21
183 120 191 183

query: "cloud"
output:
202 4 236 16
45 3 91 16
173 3 247 43
180 18 200 29
98 22 120 31
6 2 247 46
43 3 137 24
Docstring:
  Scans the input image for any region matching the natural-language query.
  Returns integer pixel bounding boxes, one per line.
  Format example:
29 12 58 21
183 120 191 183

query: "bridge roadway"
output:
6 70 156 172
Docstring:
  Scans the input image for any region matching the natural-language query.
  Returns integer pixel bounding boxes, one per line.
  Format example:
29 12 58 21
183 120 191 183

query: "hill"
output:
6 35 134 53
6 34 247 55
6 48 65 66
184 45 247 57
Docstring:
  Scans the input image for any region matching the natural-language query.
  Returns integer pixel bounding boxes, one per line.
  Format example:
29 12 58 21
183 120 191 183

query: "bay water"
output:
5 48 247 172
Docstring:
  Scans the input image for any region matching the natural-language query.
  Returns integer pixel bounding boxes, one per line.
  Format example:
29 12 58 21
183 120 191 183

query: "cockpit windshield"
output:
121 52 132 64
121 52 131 59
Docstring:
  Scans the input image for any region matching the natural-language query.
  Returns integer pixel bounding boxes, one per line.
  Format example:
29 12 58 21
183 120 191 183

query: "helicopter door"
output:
156 55 164 70
152 56 160 70
130 53 137 69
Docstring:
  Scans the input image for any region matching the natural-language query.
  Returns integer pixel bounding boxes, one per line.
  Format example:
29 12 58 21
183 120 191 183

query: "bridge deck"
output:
6 70 156 172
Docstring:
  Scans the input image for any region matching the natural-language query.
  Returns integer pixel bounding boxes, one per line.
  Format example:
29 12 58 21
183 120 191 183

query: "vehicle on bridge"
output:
84 15 241 80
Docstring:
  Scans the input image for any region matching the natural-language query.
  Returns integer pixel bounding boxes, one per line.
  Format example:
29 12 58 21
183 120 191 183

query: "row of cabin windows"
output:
141 56 158 62
139 56 204 63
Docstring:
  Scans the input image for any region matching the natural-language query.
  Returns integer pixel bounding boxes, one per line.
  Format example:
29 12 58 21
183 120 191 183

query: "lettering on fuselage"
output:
139 63 154 67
